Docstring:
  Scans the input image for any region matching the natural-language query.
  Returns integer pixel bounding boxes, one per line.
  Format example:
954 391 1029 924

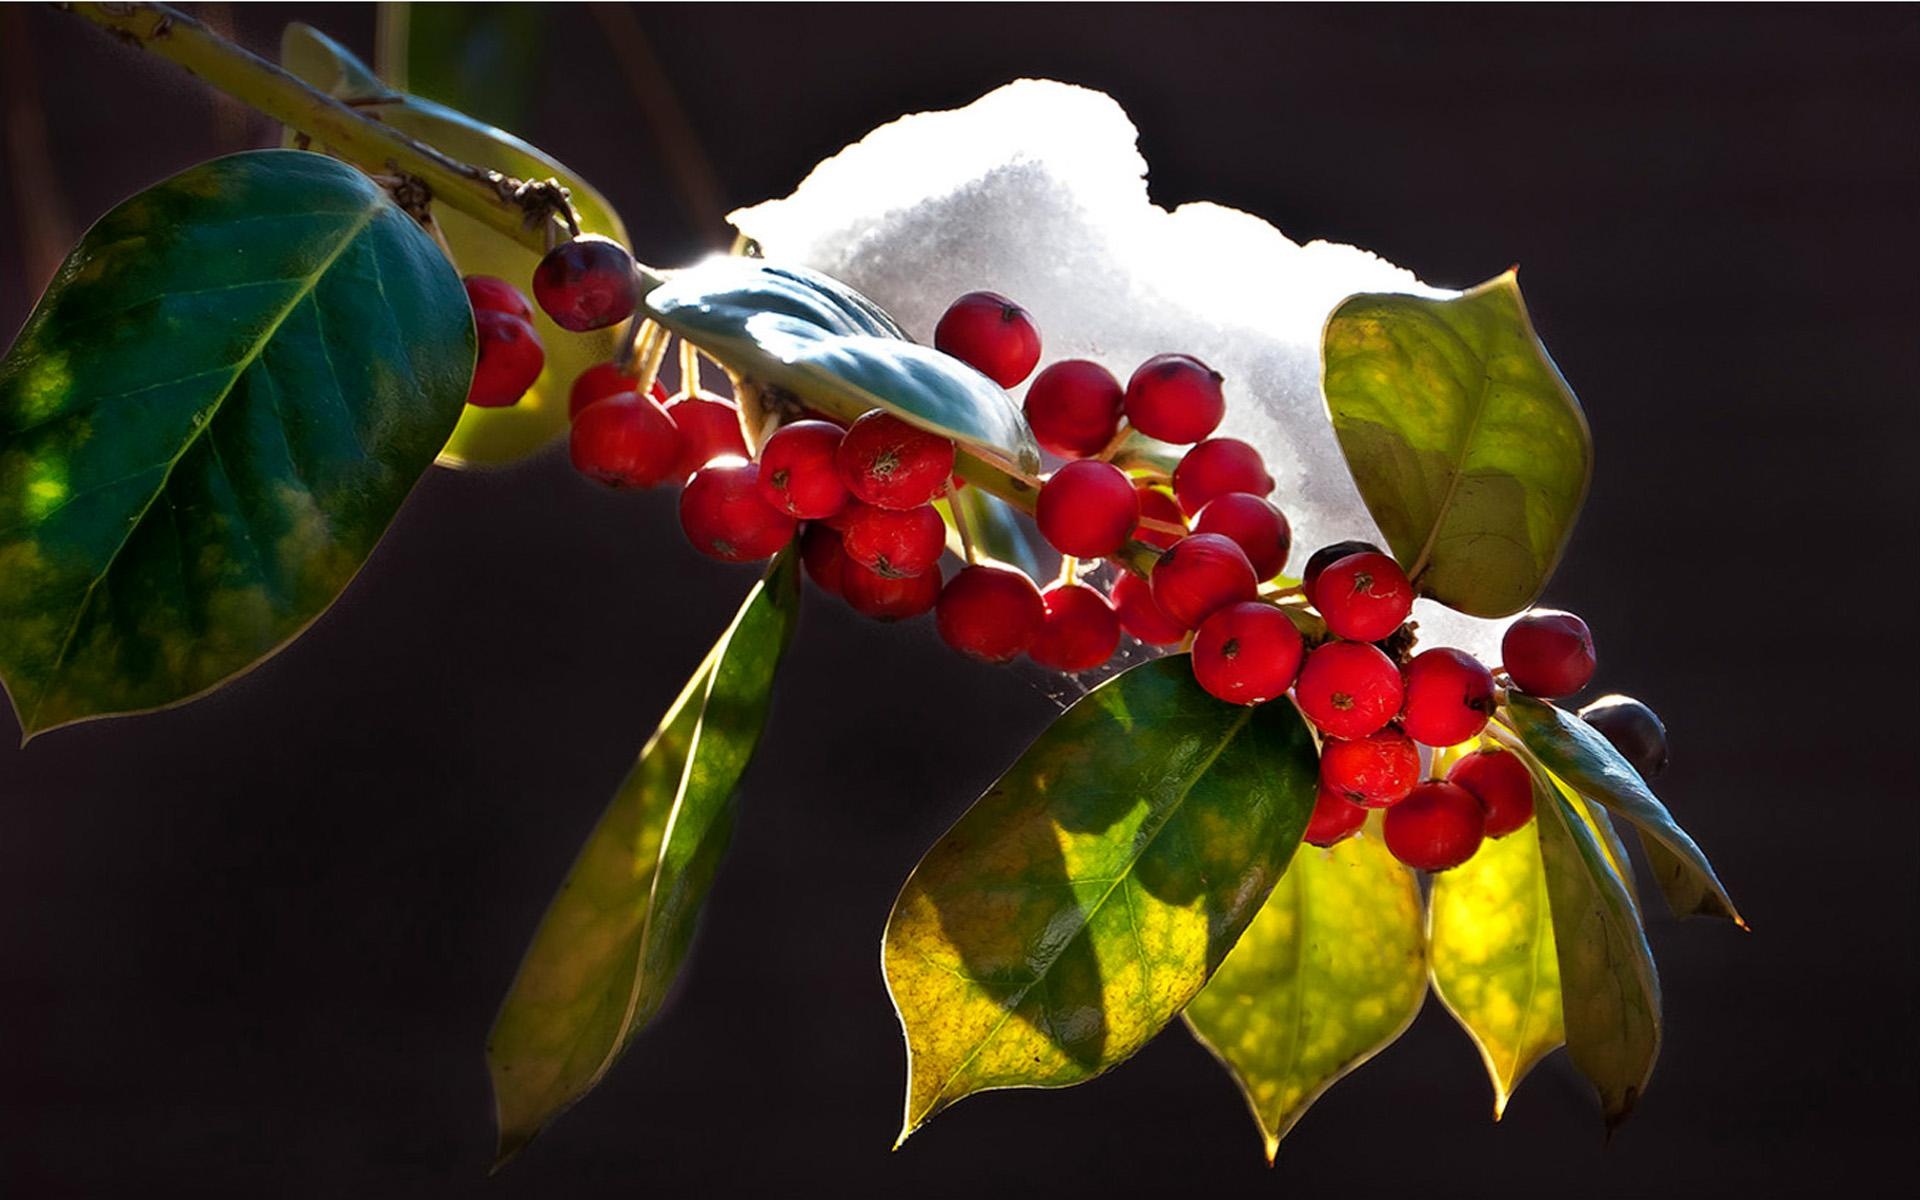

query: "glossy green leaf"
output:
1429 816 1564 1120
0 149 470 740
1506 696 1742 927
1532 765 1661 1125
1186 824 1426 1162
1321 272 1592 618
282 24 630 469
883 657 1318 1143
939 485 1052 580
644 257 1043 475
488 552 800 1164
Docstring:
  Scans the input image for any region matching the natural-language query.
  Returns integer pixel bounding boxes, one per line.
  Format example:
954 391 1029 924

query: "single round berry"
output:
1124 353 1225 445
1023 360 1124 459
1294 641 1405 739
934 291 1042 387
1150 533 1258 629
1111 571 1187 645
835 410 956 509
936 564 1045 663
1447 748 1536 838
1191 601 1304 706
569 391 682 486
758 420 849 519
1320 727 1421 808
1171 438 1274 516
1133 485 1186 550
464 274 533 321
666 396 749 478
1400 648 1497 747
571 362 637 418
1029 583 1121 673
1302 539 1384 601
679 461 798 562
1193 493 1292 580
1315 551 1414 642
841 503 946 578
532 234 638 332
1384 781 1486 871
468 310 545 408
843 561 942 621
1036 460 1140 558
1304 784 1369 848
1578 694 1670 779
800 523 849 597
1502 610 1597 698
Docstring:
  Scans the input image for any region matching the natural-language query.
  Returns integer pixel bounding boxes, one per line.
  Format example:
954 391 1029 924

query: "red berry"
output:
1319 727 1420 808
1036 460 1140 558
1400 648 1497 747
843 561 942 621
532 234 638 332
1171 438 1273 515
570 362 637 418
1111 571 1187 645
1314 551 1414 642
468 310 545 407
1133 485 1186 550
1023 360 1124 458
1502 610 1597 698
1191 601 1303 705
1578 694 1670 780
936 564 1045 663
679 461 798 562
1304 784 1369 848
1150 533 1258 629
1447 749 1536 838
934 291 1042 387
1124 353 1225 445
1294 641 1405 739
835 410 956 509
569 391 682 486
1302 539 1383 601
666 395 748 478
1029 583 1121 672
1383 781 1486 871
759 419 849 519
841 503 946 578
800 524 849 596
464 274 532 321
1192 493 1292 580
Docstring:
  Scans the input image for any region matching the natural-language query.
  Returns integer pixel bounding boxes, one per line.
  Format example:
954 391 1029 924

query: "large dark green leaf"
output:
282 24 629 469
1186 823 1426 1162
1506 696 1742 927
883 657 1319 1143
643 258 1042 475
488 551 799 1164
0 149 470 740
1321 272 1592 618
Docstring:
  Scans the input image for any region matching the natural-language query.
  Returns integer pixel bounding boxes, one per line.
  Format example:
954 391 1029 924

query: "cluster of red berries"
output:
462 234 643 408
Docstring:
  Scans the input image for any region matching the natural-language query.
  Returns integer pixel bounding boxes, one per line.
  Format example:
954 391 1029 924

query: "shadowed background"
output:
2 4 1916 1196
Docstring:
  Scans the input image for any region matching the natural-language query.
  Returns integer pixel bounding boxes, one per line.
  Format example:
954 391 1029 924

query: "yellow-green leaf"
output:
882 657 1319 1143
1185 825 1426 1162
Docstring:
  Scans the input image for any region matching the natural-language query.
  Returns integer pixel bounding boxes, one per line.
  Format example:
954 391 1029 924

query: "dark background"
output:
3 4 1916 1196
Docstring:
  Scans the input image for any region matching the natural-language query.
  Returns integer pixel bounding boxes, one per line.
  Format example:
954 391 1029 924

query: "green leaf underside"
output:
1505 696 1742 927
0 150 470 739
487 552 800 1164
643 258 1043 475
282 24 630 469
1321 273 1592 618
1531 766 1661 1124
941 486 1053 580
883 657 1319 1143
1429 814 1565 1120
1185 824 1426 1162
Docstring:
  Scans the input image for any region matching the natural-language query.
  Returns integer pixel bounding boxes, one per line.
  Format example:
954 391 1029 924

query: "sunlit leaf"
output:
0 149 470 739
487 552 800 1164
883 656 1318 1142
939 485 1052 579
1186 824 1426 1162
